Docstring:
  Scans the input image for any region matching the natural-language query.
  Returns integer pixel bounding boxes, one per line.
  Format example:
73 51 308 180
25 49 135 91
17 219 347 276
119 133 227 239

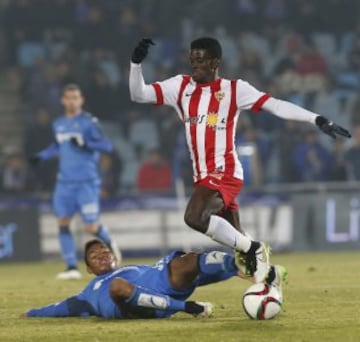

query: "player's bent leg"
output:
184 185 270 283
109 278 135 302
184 186 224 233
184 187 252 252
221 208 271 284
109 277 211 318
168 253 199 290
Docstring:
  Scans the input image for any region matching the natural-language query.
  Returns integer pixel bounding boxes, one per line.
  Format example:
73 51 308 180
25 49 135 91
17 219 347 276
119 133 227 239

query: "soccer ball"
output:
242 283 282 320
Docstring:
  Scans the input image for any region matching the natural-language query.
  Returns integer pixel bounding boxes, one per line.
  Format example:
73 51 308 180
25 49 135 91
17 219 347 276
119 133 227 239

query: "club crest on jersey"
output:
207 112 218 128
215 90 225 102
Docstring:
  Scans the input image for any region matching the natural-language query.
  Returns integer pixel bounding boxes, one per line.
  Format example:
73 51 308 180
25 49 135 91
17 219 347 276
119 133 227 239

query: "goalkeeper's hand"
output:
315 116 352 139
131 38 155 64
70 136 86 148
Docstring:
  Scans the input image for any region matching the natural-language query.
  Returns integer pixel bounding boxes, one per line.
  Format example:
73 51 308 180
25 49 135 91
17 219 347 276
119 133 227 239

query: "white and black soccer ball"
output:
242 283 282 320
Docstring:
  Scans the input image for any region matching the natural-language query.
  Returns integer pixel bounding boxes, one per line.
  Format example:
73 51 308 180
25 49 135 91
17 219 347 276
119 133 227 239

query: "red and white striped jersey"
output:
151 75 270 182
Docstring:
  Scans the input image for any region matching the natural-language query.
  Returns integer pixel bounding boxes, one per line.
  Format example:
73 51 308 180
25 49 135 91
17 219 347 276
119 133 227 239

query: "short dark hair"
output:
62 83 82 96
190 37 222 59
84 239 105 266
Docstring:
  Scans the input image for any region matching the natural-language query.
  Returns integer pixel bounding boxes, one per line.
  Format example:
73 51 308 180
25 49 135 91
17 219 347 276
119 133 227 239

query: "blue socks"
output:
126 286 185 312
197 251 238 286
94 224 111 246
59 226 77 268
199 251 238 274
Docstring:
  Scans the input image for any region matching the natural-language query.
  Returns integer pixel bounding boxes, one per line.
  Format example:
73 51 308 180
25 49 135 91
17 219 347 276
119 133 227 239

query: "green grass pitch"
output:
1 251 359 342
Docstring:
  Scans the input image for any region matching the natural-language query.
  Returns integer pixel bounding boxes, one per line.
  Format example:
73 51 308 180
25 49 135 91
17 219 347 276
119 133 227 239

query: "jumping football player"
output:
30 84 121 280
129 37 351 283
22 239 286 319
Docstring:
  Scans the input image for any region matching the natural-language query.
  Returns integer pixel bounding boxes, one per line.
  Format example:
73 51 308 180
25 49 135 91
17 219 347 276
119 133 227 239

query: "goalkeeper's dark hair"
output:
84 239 105 266
190 37 222 59
62 83 82 95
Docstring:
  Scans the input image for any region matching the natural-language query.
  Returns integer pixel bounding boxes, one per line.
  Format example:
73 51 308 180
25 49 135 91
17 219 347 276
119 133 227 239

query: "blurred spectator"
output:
84 70 118 121
293 130 331 181
136 149 172 194
345 125 360 180
2 154 29 192
99 152 122 200
296 43 327 76
128 110 159 159
329 139 347 181
276 121 303 183
24 107 53 157
24 108 57 191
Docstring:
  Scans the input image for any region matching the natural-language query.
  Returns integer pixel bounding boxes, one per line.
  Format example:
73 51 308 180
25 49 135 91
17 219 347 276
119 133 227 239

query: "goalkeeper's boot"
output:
234 241 271 283
56 267 82 280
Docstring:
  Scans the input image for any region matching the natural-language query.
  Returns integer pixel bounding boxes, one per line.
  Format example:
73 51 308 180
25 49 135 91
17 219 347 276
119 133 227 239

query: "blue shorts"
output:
53 180 100 223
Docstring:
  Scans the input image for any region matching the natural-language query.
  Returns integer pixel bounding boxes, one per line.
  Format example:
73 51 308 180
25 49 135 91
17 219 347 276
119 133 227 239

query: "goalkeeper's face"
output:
62 89 84 116
85 243 116 275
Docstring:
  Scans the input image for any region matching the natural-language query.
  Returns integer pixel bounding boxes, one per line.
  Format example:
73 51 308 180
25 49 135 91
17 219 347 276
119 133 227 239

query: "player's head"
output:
189 37 222 83
61 83 84 116
84 239 116 276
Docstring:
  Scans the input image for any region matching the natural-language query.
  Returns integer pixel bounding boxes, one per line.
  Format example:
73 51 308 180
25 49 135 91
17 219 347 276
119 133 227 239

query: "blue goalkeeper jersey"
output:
38 111 113 182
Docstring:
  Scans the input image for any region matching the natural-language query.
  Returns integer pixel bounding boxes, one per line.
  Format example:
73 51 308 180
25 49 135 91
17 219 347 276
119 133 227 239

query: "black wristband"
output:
315 116 328 127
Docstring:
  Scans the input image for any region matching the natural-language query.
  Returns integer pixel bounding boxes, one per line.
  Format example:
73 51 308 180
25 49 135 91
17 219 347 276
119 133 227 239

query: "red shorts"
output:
194 173 243 211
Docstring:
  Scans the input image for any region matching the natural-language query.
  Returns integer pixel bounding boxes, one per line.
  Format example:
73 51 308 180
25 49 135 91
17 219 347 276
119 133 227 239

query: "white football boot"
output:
267 264 288 302
234 241 271 283
56 268 82 280
193 302 215 318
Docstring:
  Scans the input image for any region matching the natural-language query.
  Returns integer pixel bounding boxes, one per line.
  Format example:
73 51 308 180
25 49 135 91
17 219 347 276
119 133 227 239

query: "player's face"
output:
189 49 219 83
61 89 84 115
86 243 116 275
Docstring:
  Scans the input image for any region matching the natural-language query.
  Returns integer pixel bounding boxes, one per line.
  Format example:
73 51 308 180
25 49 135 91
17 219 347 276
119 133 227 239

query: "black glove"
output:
315 116 352 139
28 155 41 166
131 38 155 64
70 136 86 148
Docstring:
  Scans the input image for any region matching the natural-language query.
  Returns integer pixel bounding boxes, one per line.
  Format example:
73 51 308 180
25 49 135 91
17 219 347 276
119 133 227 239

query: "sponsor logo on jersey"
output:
206 112 218 128
56 132 83 143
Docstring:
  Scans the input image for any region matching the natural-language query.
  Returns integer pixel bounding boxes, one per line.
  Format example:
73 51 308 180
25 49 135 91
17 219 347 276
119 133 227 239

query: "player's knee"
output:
109 278 134 301
184 208 209 233
84 223 97 234
58 217 71 226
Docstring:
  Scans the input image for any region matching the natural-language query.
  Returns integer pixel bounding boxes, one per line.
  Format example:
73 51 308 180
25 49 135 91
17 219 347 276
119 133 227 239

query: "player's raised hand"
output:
315 116 352 139
131 38 155 64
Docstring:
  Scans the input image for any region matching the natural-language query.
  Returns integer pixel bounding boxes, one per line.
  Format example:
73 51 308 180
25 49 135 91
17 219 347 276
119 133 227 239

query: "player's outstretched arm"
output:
129 38 158 104
23 296 95 318
29 142 59 165
262 97 352 139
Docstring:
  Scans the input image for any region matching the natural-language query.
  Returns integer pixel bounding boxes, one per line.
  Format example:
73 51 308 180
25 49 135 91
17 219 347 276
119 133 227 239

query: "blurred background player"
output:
23 239 286 319
30 84 121 280
129 37 351 283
